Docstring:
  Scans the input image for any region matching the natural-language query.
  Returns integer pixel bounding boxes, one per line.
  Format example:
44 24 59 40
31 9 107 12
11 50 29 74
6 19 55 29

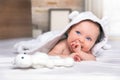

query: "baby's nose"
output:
79 37 85 43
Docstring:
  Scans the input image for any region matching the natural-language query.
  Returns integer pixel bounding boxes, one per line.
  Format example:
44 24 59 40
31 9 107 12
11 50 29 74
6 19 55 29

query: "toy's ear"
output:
13 54 32 68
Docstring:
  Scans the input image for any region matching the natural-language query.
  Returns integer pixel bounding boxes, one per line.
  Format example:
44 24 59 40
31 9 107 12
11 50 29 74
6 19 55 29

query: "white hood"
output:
39 11 109 56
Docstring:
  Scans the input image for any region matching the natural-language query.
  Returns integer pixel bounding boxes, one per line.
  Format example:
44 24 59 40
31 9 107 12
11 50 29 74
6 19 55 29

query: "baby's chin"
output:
84 49 91 54
81 48 90 53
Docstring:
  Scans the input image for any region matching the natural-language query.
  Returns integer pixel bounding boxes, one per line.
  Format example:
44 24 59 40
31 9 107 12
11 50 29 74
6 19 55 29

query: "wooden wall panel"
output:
0 0 32 39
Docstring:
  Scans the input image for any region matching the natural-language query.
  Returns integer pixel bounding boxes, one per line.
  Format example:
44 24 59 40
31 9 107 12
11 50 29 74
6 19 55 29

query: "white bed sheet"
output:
0 38 120 80
0 50 120 80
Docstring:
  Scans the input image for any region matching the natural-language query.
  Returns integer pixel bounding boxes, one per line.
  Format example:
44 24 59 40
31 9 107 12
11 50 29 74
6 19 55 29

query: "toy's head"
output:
13 54 32 68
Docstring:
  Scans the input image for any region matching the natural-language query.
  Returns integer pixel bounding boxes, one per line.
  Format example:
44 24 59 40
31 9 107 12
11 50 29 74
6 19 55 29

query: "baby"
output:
48 11 106 62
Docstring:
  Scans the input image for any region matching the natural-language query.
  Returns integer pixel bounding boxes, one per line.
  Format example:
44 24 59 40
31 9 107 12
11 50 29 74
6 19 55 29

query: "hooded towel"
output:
14 11 111 57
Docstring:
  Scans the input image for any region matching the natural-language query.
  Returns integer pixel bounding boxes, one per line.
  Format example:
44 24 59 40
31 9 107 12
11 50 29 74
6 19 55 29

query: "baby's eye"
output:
21 57 24 59
76 31 81 34
86 37 92 41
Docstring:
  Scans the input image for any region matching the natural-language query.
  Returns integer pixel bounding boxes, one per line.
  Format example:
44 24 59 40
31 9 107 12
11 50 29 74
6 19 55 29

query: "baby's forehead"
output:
68 19 102 34
74 20 100 29
78 19 101 26
72 20 100 37
70 20 100 29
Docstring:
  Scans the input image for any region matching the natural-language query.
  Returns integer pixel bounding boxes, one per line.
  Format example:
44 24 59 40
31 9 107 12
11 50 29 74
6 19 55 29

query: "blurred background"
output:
0 0 120 41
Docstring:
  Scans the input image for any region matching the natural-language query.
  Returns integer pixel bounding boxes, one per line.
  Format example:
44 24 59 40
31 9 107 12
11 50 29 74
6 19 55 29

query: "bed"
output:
0 38 120 80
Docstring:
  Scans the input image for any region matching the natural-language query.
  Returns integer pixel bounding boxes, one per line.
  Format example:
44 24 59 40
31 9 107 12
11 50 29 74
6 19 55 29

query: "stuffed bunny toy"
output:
13 52 74 69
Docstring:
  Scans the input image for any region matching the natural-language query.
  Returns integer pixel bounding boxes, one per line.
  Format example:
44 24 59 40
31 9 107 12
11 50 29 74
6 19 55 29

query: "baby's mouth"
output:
81 46 83 49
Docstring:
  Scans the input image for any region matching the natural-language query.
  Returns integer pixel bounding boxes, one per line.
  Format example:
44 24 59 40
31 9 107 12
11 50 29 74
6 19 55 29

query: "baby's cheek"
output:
82 45 91 52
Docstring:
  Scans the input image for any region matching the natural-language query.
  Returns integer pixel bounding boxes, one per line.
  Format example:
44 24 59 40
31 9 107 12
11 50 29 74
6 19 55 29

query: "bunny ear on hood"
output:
30 11 110 57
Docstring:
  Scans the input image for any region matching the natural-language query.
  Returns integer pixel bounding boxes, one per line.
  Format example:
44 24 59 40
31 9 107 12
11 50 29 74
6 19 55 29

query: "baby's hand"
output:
70 53 81 62
70 40 81 53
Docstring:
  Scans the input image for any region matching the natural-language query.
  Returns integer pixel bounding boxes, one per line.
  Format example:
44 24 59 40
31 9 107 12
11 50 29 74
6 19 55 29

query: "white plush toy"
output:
13 52 74 69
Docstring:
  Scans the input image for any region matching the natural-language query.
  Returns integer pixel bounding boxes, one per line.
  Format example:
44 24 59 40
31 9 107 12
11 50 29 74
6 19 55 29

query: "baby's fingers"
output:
74 55 81 62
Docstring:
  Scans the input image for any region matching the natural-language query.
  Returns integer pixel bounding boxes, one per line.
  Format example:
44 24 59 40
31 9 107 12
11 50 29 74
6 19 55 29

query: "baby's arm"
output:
48 42 63 56
70 40 96 61
48 40 69 57
77 51 96 61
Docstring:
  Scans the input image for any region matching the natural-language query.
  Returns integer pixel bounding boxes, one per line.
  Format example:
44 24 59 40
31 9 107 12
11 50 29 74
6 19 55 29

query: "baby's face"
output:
67 21 100 53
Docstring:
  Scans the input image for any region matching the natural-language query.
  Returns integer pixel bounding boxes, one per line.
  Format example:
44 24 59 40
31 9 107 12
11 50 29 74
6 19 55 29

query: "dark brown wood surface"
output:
0 0 32 39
